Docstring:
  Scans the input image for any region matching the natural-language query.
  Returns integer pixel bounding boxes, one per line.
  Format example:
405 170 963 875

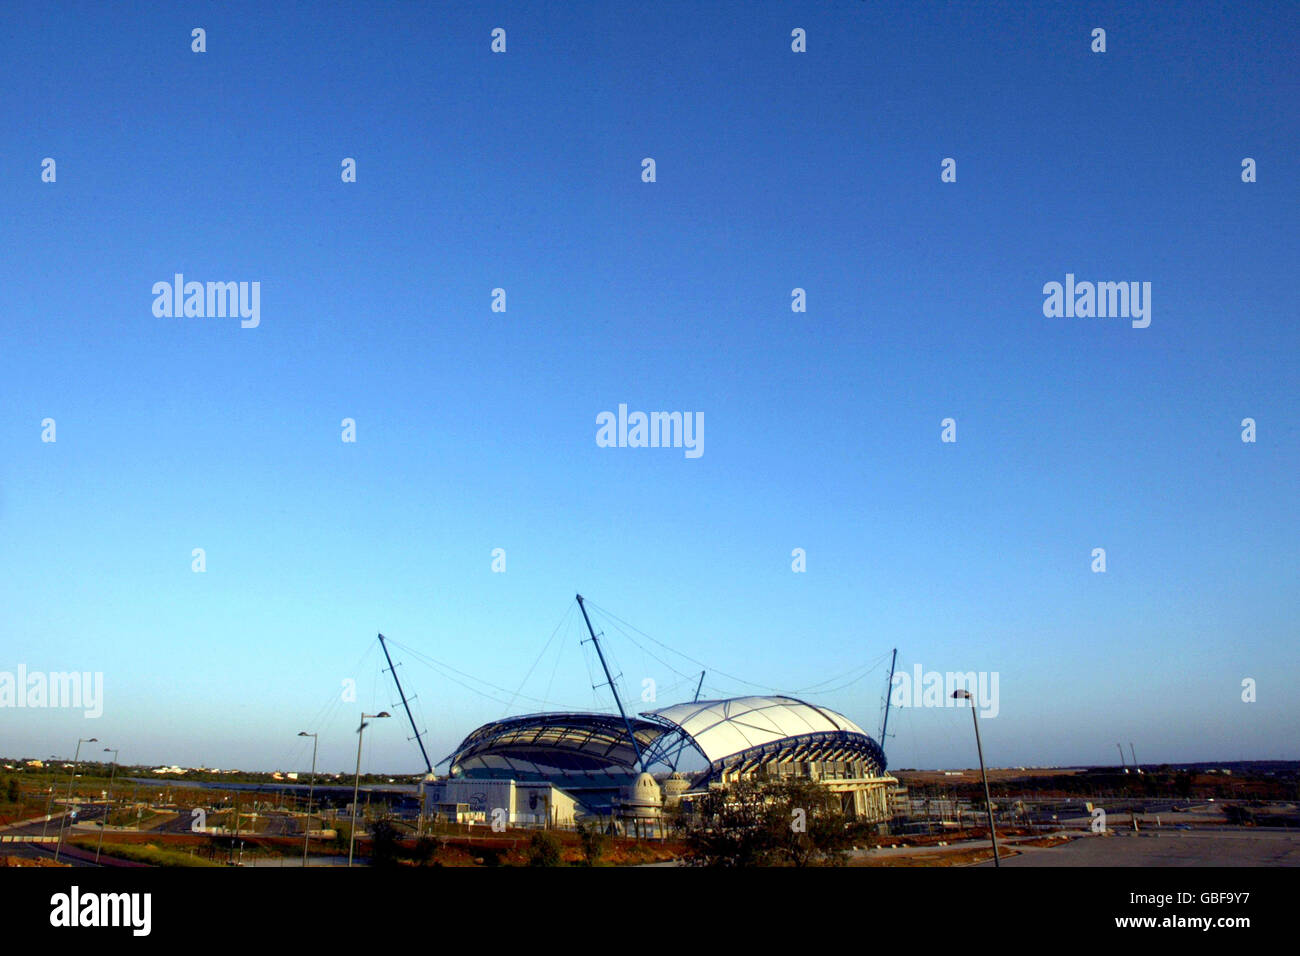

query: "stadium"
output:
405 595 900 833
421 694 897 832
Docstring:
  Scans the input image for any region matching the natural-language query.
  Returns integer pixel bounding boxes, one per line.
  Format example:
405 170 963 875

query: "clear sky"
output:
2 1 1296 776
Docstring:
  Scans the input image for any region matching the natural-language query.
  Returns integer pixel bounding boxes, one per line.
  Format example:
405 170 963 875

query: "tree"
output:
367 818 401 868
681 776 856 867
411 836 440 866
576 821 607 866
680 778 778 867
4 777 19 804
332 819 353 852
526 830 563 867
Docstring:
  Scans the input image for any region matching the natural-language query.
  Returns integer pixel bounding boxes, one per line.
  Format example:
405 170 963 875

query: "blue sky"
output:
1 1 1296 775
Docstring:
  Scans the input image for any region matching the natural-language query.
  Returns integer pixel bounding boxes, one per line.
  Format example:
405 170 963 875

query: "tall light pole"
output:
39 754 59 841
298 731 318 867
953 689 999 867
348 712 389 867
55 737 97 862
95 748 119 864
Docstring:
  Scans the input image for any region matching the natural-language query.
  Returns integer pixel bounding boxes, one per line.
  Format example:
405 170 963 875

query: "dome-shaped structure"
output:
662 772 690 805
620 772 663 820
443 694 893 822
639 696 887 783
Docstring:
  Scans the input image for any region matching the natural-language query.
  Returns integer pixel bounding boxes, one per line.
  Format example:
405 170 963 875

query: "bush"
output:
367 818 401 868
526 831 563 867
576 821 607 866
411 836 439 866
681 776 853 867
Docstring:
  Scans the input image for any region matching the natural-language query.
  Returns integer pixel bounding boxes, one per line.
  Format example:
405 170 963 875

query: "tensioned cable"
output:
502 601 576 717
594 612 696 682
787 651 894 695
542 609 574 708
386 638 578 710
586 600 891 698
787 651 892 692
276 636 381 771
583 600 782 692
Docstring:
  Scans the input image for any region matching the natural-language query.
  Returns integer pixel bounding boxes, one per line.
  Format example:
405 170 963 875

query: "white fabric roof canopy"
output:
642 695 870 766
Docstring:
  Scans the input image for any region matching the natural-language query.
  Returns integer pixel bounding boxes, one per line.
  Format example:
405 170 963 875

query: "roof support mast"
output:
378 632 433 775
879 648 898 746
576 594 645 771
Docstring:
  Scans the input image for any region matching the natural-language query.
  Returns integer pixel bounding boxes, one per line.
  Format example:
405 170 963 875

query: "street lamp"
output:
40 756 59 841
54 737 97 862
953 689 999 867
348 712 389 867
297 731 318 867
95 748 119 863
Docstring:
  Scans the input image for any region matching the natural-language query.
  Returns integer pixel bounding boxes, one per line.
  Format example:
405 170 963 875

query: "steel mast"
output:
879 648 898 747
378 632 433 775
576 594 644 771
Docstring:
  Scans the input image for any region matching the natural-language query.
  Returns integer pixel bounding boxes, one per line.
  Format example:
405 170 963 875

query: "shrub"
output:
526 831 563 867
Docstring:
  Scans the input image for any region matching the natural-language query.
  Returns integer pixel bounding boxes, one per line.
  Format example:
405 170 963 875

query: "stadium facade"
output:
421 695 898 830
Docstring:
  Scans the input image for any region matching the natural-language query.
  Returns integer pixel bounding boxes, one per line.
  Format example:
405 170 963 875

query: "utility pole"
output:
95 748 119 864
349 712 390 866
953 690 998 866
298 731 318 866
55 737 96 863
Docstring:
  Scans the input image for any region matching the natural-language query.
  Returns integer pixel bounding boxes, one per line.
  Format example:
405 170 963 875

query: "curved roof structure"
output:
447 712 664 781
446 695 887 787
640 696 868 765
640 695 887 780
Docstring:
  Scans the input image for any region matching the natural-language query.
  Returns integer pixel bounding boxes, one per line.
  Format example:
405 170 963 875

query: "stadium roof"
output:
446 695 887 784
447 712 664 781
640 695 872 766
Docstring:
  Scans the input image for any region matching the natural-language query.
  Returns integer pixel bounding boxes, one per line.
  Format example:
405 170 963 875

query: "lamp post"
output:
39 759 57 842
95 748 119 863
40 754 59 840
55 737 97 862
348 712 389 867
298 731 318 867
953 689 999 867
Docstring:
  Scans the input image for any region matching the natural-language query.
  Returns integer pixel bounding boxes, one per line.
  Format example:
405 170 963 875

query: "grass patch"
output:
71 838 222 867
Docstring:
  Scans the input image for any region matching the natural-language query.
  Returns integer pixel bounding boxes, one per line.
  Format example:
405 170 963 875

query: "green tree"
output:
526 830 563 867
367 818 400 868
411 836 439 866
576 821 607 866
333 819 353 852
682 776 855 867
680 778 781 867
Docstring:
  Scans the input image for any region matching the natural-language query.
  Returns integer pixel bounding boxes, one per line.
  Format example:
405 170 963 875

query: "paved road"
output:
975 829 1300 866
